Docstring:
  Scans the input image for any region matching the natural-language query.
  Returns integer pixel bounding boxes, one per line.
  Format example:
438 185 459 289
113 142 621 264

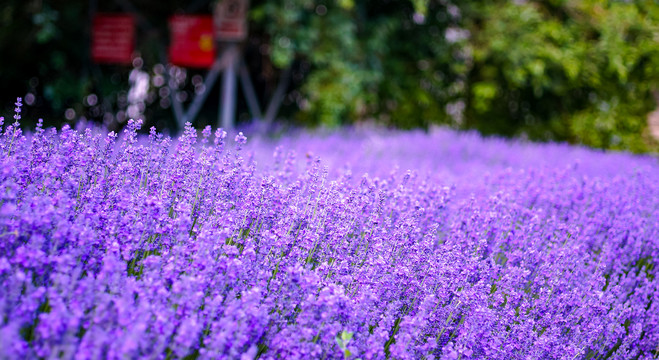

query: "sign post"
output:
214 0 249 41
214 0 249 130
220 45 239 130
162 0 262 131
94 0 266 131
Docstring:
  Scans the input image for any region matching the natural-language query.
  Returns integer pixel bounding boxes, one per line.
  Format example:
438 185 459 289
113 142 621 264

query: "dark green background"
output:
1 0 658 152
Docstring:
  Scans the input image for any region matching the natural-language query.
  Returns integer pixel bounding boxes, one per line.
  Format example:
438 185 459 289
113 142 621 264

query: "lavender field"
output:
1 102 658 359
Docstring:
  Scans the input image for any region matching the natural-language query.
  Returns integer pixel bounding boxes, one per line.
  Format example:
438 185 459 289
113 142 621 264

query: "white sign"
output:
214 0 249 41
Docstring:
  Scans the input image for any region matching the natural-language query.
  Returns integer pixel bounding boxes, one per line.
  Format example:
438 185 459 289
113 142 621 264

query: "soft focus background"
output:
1 0 659 152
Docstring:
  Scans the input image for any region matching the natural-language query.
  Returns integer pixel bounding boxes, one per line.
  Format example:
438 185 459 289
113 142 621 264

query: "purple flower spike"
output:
0 113 657 359
13 97 22 122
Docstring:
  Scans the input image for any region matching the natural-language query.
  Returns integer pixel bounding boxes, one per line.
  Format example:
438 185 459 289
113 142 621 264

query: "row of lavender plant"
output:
1 99 658 359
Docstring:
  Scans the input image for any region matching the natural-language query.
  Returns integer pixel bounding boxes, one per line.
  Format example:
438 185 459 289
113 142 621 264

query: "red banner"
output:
92 14 135 65
169 15 216 68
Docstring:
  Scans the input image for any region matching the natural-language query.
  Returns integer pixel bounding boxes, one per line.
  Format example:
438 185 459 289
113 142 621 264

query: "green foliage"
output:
464 0 659 152
0 1 118 126
251 0 659 152
250 0 466 128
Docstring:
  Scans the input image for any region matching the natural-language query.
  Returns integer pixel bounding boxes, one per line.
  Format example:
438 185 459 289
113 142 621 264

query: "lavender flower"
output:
0 111 657 359
13 97 22 122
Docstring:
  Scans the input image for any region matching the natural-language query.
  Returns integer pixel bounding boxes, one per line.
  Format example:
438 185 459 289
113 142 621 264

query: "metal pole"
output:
219 44 238 130
264 65 291 126
182 48 232 125
239 60 262 120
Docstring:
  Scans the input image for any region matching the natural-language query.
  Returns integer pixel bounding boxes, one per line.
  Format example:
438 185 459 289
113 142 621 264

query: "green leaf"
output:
336 0 354 10
341 330 353 342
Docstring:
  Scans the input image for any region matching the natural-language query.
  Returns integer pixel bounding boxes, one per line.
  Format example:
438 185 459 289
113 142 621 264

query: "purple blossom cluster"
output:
1 103 658 359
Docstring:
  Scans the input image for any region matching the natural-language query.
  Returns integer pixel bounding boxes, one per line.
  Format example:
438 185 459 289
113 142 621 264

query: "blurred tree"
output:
252 0 659 151
463 0 659 152
1 0 658 152
250 0 467 128
0 1 91 127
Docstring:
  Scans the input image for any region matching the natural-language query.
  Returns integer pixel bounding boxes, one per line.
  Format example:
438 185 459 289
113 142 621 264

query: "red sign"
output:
214 0 249 41
92 14 135 65
169 15 216 68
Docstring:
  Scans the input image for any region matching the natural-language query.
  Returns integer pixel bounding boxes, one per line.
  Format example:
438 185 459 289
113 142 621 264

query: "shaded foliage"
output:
1 0 658 151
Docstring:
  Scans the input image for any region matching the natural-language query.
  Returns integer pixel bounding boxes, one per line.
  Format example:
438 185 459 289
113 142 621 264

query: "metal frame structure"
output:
90 0 291 131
